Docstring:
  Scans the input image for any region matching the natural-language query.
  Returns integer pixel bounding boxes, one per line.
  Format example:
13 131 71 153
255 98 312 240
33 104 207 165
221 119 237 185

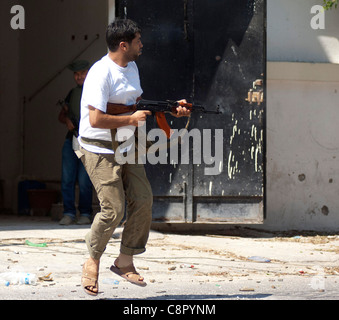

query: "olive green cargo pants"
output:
80 146 153 260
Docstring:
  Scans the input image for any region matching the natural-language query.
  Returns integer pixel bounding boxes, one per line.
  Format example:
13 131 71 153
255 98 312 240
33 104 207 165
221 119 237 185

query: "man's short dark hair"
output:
106 19 141 52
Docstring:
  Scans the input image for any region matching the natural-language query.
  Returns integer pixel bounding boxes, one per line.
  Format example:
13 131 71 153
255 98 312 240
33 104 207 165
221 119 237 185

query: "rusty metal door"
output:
116 0 266 223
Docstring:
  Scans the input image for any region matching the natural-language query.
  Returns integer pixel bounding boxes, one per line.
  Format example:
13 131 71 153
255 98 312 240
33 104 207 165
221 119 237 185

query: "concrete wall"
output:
264 0 339 231
268 0 339 63
265 63 339 231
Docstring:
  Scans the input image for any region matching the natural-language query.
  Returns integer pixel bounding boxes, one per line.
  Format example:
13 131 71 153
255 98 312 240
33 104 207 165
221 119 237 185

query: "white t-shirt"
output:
78 54 143 154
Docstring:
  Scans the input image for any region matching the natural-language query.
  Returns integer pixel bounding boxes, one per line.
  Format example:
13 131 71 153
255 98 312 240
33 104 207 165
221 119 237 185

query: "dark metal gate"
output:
116 0 266 223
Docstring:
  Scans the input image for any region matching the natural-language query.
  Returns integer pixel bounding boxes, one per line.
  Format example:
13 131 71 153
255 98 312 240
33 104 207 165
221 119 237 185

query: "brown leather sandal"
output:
81 262 99 296
110 264 147 287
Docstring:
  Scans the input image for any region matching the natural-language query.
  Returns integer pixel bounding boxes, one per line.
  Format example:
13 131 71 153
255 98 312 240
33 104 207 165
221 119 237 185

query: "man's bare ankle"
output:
115 254 133 268
86 257 100 268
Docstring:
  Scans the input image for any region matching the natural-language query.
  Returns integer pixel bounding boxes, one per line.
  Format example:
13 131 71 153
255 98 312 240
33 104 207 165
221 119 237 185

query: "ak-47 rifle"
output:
106 99 221 139
57 99 79 137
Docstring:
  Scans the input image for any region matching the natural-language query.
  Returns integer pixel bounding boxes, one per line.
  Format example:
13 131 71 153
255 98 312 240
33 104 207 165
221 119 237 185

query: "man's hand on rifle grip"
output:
172 99 191 118
130 110 152 126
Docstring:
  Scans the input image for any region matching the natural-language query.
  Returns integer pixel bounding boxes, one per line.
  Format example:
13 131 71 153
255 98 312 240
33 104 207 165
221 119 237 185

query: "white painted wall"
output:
265 0 339 231
265 63 339 231
268 0 339 63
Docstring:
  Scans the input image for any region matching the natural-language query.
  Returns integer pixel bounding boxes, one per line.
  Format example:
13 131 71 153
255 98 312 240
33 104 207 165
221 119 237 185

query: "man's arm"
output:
58 105 76 131
88 106 151 129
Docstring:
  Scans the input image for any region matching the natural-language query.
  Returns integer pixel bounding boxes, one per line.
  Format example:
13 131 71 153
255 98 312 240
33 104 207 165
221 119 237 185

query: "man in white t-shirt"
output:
79 19 190 295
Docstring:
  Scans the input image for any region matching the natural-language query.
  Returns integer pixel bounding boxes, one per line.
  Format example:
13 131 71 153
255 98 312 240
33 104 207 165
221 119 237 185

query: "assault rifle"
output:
106 99 221 139
57 99 79 137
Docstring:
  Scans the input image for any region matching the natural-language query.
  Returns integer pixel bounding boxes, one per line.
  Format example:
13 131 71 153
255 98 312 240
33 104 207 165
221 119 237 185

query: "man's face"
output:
125 32 143 61
74 69 88 86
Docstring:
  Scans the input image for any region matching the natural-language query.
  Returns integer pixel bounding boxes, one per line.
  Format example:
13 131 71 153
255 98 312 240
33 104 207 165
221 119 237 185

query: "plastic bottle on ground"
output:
0 272 37 286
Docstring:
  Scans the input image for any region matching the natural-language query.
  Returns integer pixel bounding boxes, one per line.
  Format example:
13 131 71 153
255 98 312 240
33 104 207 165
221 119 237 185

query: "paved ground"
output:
0 215 338 304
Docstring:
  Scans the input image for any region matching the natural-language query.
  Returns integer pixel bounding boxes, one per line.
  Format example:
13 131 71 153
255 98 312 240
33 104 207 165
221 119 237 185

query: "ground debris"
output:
324 267 339 275
239 287 255 292
38 272 54 282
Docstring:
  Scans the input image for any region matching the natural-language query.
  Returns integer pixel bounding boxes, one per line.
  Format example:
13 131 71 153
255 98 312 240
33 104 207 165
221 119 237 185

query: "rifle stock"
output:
106 103 137 115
